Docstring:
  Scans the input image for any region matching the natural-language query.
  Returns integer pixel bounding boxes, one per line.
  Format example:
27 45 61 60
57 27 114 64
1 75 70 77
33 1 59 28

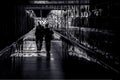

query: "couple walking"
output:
35 22 54 59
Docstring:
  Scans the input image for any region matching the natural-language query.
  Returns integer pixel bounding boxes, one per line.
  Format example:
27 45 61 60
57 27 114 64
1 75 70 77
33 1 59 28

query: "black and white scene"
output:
0 0 119 79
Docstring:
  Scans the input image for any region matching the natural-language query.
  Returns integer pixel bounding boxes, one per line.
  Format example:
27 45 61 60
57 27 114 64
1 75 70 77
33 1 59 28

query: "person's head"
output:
38 22 40 25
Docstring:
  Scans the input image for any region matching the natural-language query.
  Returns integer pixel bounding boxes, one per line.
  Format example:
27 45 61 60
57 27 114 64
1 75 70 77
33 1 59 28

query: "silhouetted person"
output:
16 39 23 53
44 23 54 60
35 22 45 51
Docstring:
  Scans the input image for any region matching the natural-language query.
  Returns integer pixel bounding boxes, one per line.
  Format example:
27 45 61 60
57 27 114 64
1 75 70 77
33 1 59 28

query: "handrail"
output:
0 27 36 56
53 30 119 73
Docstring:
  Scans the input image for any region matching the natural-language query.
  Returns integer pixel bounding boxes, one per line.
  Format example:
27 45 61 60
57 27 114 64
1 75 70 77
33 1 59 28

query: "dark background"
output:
0 0 31 50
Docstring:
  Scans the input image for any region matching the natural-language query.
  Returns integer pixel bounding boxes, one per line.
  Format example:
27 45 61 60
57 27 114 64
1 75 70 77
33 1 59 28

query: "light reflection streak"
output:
11 52 54 60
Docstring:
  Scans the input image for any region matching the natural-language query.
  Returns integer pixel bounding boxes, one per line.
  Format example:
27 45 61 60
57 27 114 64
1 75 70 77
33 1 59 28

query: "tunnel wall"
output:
88 1 119 55
58 1 120 72
76 1 119 71
80 1 119 71
0 1 34 51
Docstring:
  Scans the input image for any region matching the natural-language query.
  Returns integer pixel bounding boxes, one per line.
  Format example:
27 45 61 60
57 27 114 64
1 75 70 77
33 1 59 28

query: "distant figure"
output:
16 39 23 53
44 23 54 59
35 22 45 51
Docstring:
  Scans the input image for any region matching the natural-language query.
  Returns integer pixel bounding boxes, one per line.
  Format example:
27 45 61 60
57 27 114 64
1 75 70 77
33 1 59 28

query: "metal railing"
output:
53 29 119 73
0 27 36 58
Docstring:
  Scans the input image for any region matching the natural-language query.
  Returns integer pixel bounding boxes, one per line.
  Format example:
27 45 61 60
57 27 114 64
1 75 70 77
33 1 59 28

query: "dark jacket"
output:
44 28 54 41
35 24 45 40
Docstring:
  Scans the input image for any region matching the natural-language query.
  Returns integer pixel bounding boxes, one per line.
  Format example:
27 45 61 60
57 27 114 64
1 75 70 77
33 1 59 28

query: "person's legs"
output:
39 38 43 51
36 39 41 51
36 39 39 50
45 40 51 59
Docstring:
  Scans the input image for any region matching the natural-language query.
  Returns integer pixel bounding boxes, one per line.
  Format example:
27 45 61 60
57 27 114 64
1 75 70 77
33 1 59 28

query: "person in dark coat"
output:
35 22 45 51
44 23 54 59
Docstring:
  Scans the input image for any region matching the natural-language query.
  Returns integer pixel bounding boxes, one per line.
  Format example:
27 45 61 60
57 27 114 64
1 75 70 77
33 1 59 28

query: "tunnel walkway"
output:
0 28 118 79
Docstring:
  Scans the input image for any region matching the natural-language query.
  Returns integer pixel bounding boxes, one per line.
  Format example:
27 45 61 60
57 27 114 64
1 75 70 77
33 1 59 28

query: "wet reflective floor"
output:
0 29 118 79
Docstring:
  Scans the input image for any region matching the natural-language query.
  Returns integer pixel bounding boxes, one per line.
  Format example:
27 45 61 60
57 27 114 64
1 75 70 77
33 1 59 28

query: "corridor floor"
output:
0 29 118 79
